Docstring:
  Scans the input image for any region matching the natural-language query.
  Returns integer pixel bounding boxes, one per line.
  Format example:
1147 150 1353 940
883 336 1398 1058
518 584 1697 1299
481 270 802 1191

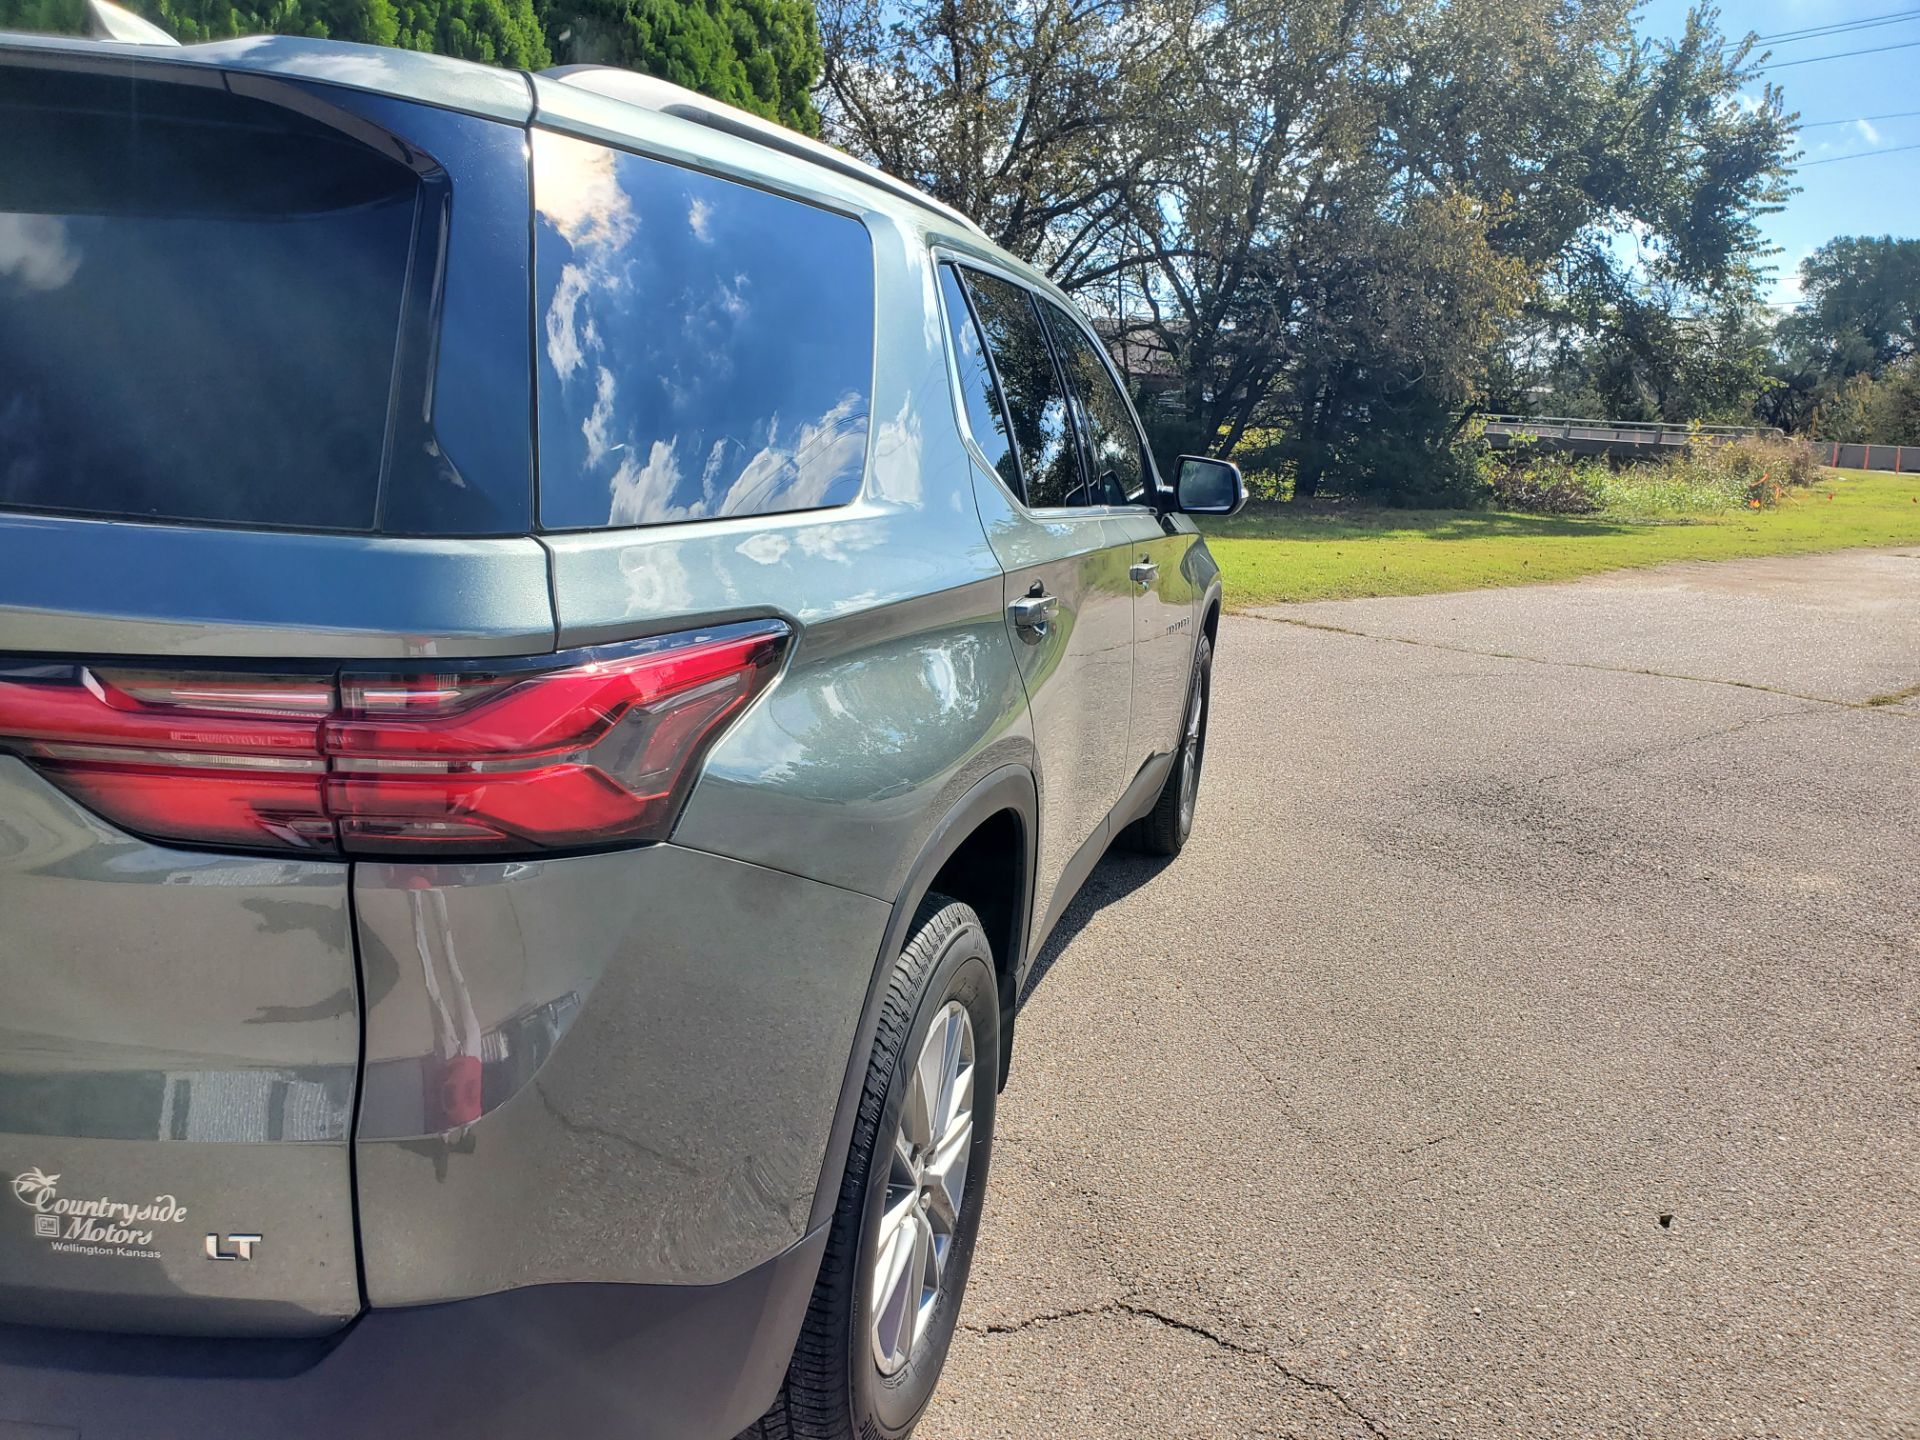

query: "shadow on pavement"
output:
1017 847 1173 1009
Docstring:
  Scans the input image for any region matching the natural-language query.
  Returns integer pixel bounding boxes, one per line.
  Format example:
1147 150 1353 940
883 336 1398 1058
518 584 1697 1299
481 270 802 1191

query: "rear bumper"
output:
0 1225 825 1440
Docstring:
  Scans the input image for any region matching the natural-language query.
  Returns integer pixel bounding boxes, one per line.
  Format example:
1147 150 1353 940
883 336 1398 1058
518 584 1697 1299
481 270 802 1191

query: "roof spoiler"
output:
83 0 180 45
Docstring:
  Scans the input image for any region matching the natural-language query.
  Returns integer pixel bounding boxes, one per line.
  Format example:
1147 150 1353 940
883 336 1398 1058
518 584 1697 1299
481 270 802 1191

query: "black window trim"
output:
929 245 1160 520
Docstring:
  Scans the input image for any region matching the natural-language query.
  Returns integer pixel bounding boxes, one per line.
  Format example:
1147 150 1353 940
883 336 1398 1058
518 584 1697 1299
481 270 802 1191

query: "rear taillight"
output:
0 622 787 857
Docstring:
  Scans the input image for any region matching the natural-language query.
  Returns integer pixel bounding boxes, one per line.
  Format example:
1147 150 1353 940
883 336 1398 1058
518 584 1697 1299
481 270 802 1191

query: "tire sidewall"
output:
1178 636 1214 843
848 915 1000 1437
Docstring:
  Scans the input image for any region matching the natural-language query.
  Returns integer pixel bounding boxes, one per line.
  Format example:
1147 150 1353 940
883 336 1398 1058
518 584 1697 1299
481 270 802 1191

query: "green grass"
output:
1201 468 1920 608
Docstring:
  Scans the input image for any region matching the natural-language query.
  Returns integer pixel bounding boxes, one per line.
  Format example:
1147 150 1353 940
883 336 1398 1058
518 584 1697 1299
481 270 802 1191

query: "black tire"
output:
1124 634 1213 857
745 895 1000 1440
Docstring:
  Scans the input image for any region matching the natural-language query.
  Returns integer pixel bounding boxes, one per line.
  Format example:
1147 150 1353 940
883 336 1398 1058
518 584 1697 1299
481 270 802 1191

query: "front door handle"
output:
1129 559 1159 587
1009 590 1059 636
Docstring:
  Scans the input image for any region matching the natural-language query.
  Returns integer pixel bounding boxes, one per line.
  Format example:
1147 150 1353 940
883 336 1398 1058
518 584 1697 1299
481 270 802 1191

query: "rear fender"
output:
805 764 1037 1233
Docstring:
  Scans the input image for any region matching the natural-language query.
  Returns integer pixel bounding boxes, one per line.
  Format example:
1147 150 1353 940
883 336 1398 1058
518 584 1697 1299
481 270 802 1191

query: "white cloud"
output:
536 132 636 383
609 438 690 526
715 393 869 516
582 366 618 464
867 392 922 505
736 532 791 565
1855 118 1881 145
688 196 713 243
0 215 80 292
537 134 636 252
544 263 593 381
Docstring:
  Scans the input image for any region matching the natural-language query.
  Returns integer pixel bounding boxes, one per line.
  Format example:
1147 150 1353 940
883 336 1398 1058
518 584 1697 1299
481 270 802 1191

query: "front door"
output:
1036 298 1199 768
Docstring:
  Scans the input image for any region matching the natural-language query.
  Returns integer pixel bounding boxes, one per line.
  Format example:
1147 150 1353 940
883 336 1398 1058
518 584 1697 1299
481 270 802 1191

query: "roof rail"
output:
540 65 987 240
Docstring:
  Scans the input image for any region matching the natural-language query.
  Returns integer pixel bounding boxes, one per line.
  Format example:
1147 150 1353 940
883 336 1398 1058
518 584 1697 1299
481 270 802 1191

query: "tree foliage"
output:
816 0 1796 501
0 0 824 128
544 0 821 131
1759 237 1920 440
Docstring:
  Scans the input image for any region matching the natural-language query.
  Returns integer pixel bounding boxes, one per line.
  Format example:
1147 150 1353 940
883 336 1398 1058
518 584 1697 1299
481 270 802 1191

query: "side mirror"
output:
1173 455 1246 516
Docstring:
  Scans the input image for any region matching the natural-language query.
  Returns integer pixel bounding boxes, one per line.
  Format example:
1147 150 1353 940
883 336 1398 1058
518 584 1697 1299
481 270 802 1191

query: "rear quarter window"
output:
533 129 876 530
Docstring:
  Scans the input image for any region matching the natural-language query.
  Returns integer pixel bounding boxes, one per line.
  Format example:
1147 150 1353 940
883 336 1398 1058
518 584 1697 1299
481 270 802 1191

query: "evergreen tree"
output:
0 0 823 129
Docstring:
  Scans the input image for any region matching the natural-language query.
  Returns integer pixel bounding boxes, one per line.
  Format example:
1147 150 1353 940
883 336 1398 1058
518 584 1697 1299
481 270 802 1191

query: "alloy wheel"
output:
869 999 975 1376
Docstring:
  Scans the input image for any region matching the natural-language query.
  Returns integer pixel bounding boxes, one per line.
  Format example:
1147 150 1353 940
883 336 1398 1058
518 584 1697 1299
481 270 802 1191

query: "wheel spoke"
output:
870 1194 920 1370
923 1109 972 1230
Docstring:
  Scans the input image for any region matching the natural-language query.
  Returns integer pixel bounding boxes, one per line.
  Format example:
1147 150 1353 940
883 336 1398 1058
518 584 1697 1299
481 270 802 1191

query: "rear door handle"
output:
1129 560 1158 586
1009 591 1059 633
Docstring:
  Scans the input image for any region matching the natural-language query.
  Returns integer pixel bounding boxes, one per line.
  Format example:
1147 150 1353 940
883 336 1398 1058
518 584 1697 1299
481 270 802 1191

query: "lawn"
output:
1201 467 1920 608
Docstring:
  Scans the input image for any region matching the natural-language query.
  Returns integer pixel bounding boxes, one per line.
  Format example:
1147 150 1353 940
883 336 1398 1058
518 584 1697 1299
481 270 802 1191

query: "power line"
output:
1799 139 1920 165
1795 108 1920 129
1760 36 1920 69
1753 8 1920 45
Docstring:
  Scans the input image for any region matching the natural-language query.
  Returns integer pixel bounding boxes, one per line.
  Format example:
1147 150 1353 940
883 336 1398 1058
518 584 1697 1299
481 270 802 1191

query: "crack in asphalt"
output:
1522 704 1828 786
967 1296 1392 1438
1866 680 1920 707
1243 612 1916 717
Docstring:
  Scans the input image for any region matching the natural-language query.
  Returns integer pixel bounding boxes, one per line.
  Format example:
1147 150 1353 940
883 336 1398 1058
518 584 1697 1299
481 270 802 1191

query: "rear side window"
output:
0 69 420 531
959 270 1087 509
534 129 875 529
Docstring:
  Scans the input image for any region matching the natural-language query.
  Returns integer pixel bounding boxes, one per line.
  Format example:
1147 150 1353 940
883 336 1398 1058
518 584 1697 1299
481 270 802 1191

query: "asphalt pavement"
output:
918 548 1920 1439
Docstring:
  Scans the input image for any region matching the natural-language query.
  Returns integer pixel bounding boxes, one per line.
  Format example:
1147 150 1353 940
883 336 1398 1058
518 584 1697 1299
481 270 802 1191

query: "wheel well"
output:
1203 595 1220 646
924 807 1025 1080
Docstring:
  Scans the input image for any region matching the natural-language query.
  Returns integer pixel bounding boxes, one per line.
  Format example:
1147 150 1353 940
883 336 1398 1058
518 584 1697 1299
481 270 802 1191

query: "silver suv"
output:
0 29 1241 1440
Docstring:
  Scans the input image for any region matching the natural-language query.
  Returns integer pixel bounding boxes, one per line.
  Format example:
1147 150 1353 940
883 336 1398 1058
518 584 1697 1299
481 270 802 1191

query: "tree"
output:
814 0 1794 502
1780 236 1920 379
814 0 1167 257
544 0 822 132
4 0 551 65
1811 362 1920 445
0 0 828 128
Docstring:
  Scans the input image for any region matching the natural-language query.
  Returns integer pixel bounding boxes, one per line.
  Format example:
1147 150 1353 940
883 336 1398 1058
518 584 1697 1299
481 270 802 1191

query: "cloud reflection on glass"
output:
533 130 875 529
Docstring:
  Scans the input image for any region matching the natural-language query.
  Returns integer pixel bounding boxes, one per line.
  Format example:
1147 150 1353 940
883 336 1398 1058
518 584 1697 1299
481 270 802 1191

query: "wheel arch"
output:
805 764 1037 1234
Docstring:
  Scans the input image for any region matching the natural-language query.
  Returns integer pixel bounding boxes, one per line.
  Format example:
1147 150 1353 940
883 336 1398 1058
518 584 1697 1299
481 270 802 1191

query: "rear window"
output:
533 128 875 530
0 68 422 531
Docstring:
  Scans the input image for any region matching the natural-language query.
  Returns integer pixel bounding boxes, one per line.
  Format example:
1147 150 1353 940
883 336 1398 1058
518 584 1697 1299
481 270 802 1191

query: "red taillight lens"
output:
0 622 787 857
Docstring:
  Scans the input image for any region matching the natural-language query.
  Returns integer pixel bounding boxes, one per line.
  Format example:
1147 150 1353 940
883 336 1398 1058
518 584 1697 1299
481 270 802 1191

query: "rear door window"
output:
533 129 875 530
0 70 421 531
960 269 1088 508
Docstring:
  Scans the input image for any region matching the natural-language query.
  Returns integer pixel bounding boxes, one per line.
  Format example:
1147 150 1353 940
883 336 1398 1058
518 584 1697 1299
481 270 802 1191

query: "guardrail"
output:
1480 416 1785 451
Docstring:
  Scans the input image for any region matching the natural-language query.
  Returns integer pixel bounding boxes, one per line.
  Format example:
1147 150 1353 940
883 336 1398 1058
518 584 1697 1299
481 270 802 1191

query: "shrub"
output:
1487 432 1818 517
1659 432 1817 511
1486 450 1605 513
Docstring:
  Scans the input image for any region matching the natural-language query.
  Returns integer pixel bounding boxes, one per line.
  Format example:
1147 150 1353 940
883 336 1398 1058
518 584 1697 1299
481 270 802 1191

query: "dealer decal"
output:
11 1166 187 1260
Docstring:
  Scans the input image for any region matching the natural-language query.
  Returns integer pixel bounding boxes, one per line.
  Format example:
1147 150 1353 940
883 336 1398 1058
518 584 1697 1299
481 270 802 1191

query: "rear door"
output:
1036 302 1201 769
936 262 1136 932
0 52 541 1337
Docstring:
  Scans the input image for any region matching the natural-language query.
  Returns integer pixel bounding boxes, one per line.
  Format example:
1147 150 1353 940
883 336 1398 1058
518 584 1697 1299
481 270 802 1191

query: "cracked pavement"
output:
917 548 1920 1439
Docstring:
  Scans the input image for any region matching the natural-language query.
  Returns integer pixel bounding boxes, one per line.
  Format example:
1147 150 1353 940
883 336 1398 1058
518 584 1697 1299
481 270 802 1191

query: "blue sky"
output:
1636 1 1920 306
